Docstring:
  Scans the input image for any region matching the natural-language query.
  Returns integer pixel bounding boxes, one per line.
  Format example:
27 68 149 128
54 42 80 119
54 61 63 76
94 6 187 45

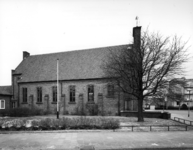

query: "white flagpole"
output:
57 58 59 119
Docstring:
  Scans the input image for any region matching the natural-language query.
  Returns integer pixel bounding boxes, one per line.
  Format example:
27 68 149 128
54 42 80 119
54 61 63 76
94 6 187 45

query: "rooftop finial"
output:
135 16 139 27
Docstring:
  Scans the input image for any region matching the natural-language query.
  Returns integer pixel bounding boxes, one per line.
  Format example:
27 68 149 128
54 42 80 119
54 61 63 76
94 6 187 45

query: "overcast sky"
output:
0 0 193 86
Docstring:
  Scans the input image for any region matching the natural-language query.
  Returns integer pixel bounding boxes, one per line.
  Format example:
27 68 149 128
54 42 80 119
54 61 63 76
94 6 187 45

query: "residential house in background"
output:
0 86 12 110
144 77 193 110
8 26 141 115
166 78 193 108
183 79 193 107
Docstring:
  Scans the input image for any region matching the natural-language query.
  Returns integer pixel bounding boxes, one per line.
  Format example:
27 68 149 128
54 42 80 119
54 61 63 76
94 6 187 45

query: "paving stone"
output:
0 129 193 150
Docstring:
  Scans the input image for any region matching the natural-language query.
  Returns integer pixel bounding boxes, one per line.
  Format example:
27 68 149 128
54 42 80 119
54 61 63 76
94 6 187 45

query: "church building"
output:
9 26 141 115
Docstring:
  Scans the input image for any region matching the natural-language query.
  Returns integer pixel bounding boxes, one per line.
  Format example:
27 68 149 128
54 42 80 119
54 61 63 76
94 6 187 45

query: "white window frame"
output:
0 99 5 109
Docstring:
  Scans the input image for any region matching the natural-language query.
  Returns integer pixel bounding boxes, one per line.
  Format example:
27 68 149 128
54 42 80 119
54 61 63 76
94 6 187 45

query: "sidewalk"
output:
0 131 193 150
1 112 193 150
167 110 193 121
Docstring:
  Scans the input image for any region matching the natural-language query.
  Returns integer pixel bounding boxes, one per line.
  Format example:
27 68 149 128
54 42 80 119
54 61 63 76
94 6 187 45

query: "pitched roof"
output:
0 86 12 95
15 45 129 82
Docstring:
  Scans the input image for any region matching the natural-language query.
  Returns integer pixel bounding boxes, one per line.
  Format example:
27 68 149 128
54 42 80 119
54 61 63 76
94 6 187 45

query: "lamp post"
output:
57 59 59 119
187 89 191 117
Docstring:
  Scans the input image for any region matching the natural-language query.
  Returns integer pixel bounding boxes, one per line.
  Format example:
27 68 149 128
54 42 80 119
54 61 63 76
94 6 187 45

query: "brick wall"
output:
18 79 126 115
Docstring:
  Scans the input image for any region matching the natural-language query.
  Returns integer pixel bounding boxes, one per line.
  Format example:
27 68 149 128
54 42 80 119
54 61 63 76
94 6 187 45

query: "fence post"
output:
186 126 188 131
150 126 152 131
168 126 169 131
132 126 133 132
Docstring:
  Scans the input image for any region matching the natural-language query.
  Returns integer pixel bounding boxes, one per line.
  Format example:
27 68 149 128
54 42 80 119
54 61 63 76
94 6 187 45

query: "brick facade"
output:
17 79 127 115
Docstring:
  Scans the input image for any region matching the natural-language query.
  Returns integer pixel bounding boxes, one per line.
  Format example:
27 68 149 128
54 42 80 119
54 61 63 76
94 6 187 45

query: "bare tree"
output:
102 27 189 122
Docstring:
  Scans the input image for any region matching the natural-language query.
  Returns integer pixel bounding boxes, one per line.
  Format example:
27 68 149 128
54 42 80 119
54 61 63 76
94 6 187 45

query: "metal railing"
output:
173 117 193 126
119 124 192 132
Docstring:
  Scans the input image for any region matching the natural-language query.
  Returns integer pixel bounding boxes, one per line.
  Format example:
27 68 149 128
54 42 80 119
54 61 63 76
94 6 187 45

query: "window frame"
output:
0 99 5 109
69 85 76 102
37 87 42 103
22 87 28 103
52 86 57 102
88 85 94 102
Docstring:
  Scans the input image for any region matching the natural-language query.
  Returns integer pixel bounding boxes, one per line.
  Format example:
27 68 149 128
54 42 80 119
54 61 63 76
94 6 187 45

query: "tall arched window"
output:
69 85 76 102
88 85 94 102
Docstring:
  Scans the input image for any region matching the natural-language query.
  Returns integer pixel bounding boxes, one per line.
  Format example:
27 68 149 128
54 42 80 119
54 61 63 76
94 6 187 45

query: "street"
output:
1 110 193 150
0 131 193 150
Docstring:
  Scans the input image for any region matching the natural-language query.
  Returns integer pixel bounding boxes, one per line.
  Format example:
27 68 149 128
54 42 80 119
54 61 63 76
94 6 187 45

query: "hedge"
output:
0 107 51 117
0 117 120 131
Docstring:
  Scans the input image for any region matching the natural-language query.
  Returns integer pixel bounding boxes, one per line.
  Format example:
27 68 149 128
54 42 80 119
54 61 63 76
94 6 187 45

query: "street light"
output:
187 89 191 117
57 59 60 119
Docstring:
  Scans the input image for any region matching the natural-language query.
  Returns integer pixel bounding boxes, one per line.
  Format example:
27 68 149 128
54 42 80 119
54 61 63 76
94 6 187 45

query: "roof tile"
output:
15 45 128 82
0 86 12 95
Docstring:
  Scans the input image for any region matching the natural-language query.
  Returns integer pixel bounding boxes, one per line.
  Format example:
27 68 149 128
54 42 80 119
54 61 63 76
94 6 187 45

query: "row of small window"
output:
0 100 5 109
22 84 115 103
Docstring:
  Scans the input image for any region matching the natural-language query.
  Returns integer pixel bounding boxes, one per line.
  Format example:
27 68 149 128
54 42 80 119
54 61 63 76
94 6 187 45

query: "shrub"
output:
11 119 26 127
10 107 32 117
0 109 8 116
39 118 52 130
101 118 120 129
63 117 120 130
38 117 119 130
0 107 52 117
0 120 3 127
58 117 70 129
37 118 67 130
156 106 193 110
31 120 41 127
0 116 120 131
86 104 98 116
0 108 29 117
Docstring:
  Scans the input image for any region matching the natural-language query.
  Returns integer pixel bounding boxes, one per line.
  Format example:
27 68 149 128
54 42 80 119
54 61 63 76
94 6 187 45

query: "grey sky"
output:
0 0 193 85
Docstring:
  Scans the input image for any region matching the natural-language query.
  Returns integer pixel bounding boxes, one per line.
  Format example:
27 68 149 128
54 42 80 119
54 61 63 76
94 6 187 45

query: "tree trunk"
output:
138 91 144 122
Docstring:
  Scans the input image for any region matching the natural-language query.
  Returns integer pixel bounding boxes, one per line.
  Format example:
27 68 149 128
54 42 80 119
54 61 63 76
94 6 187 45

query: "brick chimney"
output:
133 26 141 50
23 51 30 60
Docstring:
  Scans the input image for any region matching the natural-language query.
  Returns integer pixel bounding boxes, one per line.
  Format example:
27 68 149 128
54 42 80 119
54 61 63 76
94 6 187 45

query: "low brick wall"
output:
121 111 171 119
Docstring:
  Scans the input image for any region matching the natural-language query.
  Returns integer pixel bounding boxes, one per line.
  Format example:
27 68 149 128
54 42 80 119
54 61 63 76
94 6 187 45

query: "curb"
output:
0 129 116 134
1 129 193 134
